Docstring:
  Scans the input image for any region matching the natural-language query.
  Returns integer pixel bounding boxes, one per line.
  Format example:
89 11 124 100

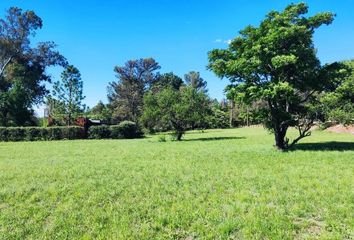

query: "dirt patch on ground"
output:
325 124 354 135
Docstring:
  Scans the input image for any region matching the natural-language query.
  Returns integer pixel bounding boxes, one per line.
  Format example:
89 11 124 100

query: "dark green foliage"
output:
0 7 66 126
25 127 44 141
0 126 84 142
326 105 354 125
0 123 143 141
86 101 112 123
6 127 26 142
320 60 354 125
151 72 184 93
60 127 86 140
88 122 143 139
87 126 111 139
46 127 63 140
109 125 123 139
206 108 229 129
116 121 142 139
43 127 85 141
0 128 7 141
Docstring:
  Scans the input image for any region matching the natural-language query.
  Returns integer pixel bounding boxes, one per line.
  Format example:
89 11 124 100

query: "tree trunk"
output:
229 100 234 127
246 106 249 127
176 131 183 141
68 112 71 126
274 127 287 150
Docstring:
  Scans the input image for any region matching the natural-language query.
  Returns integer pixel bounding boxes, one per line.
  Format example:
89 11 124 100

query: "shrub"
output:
157 135 167 142
117 121 142 139
88 122 143 139
88 126 111 139
326 104 354 126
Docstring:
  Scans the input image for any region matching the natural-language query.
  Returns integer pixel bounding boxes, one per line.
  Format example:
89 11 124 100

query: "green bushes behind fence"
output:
0 121 143 142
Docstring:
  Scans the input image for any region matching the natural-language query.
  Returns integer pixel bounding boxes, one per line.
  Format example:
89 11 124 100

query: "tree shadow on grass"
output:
184 136 246 142
292 141 354 151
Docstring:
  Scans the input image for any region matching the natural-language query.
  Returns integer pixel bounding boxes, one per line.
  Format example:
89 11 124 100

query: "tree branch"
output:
299 90 316 104
288 119 313 148
0 56 13 78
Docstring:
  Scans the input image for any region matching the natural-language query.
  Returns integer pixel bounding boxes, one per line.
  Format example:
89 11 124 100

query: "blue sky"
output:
1 0 354 111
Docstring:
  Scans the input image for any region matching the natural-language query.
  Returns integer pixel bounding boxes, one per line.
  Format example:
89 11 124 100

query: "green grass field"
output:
0 127 353 239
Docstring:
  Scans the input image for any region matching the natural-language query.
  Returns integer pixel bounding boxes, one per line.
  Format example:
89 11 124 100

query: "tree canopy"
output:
320 60 354 125
50 65 86 125
107 58 161 123
151 72 184 93
142 86 211 140
184 71 207 93
0 7 66 126
208 3 343 150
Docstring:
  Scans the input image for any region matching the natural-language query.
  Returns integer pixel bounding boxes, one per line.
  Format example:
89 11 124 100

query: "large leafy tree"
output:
208 3 342 150
51 65 86 125
142 86 211 140
107 58 160 123
0 7 66 126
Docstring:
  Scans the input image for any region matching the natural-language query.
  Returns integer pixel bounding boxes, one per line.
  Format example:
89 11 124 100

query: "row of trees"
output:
92 58 229 139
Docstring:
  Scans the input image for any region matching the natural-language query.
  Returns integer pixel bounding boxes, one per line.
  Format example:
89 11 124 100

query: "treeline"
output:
0 7 235 141
46 57 236 140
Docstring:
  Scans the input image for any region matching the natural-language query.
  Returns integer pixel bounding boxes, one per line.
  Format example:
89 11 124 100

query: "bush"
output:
88 122 143 139
326 104 354 126
117 121 142 139
157 135 167 142
87 126 111 139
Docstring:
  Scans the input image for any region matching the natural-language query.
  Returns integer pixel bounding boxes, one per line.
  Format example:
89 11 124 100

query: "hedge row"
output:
88 121 143 139
0 121 143 142
0 126 85 142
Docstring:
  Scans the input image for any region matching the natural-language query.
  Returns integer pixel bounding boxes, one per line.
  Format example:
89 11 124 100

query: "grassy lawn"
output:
0 126 353 239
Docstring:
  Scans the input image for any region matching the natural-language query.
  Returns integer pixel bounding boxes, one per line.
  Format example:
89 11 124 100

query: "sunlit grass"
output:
0 127 353 239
